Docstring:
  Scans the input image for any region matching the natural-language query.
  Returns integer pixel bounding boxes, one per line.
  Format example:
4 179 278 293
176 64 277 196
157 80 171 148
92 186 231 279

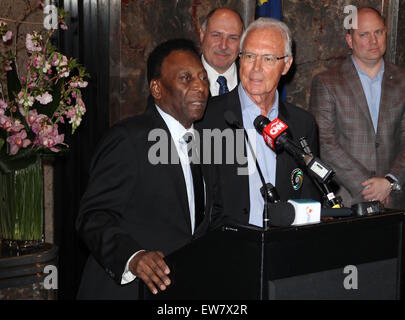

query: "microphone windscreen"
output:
253 115 270 134
267 202 296 227
224 110 241 128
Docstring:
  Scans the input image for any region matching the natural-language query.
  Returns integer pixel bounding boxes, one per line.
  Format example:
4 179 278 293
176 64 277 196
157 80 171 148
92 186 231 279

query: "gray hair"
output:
240 18 293 61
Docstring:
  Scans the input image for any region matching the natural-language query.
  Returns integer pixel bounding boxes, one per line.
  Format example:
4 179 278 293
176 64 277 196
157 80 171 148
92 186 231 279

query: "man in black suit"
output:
199 7 244 96
76 39 211 299
197 18 320 227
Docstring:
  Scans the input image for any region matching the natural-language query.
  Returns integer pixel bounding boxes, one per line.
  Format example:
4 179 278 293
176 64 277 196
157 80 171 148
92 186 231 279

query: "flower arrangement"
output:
0 5 88 172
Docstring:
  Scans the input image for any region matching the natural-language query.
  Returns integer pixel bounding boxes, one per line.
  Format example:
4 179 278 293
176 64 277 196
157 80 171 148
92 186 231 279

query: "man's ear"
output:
150 79 161 100
282 56 293 76
199 27 205 44
346 33 353 50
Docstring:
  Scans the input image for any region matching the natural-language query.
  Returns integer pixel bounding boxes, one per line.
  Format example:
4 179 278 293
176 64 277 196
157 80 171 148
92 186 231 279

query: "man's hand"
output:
129 251 171 295
361 177 391 203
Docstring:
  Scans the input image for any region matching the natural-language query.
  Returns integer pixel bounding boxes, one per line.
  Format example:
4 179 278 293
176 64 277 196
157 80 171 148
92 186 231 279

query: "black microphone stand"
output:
224 111 270 300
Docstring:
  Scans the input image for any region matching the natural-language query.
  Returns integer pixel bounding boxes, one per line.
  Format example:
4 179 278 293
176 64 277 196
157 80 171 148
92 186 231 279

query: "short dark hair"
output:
201 7 244 32
147 38 199 85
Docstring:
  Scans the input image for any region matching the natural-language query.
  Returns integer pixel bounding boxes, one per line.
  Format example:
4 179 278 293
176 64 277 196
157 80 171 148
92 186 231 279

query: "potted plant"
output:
0 5 88 252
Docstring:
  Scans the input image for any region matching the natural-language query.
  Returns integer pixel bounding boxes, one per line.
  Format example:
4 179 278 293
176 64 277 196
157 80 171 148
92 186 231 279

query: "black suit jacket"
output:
76 102 213 299
196 87 321 226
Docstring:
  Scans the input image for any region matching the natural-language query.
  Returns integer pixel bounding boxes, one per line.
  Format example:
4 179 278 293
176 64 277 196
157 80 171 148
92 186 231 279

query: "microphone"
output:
260 183 280 204
254 115 334 184
224 110 275 230
267 202 295 227
254 115 343 209
268 199 322 227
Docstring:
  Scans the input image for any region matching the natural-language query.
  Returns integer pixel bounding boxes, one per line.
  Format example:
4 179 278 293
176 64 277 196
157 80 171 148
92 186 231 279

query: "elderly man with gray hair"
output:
197 18 321 227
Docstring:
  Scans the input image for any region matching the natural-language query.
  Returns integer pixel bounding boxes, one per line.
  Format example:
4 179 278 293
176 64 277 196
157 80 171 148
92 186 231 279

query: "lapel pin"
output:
291 168 304 191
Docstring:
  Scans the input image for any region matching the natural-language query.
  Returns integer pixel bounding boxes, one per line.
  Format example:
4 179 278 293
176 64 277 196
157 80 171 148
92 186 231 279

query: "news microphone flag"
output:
255 0 286 102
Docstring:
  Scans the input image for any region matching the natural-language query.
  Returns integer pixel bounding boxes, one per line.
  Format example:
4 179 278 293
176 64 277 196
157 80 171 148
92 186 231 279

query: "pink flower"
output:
78 81 88 88
42 61 51 73
2 30 12 42
36 92 53 105
10 119 25 133
18 91 35 108
27 110 46 128
51 54 60 67
1 117 13 132
26 33 42 52
32 54 43 68
34 123 65 152
60 22 68 30
7 130 31 155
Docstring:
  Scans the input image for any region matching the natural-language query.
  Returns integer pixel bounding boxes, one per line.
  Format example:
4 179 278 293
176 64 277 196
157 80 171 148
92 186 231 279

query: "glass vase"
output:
0 156 44 254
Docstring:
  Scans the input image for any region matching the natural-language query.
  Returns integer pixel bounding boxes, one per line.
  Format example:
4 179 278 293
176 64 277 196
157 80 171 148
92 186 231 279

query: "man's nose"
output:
219 36 228 50
370 33 378 44
253 55 263 71
192 77 207 93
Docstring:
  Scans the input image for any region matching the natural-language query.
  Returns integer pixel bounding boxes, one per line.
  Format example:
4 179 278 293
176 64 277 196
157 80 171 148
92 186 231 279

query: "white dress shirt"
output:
202 55 238 96
121 104 198 284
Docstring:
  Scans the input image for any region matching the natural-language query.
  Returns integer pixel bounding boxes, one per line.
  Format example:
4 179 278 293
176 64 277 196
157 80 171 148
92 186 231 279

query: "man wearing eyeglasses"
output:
309 7 405 209
197 18 320 227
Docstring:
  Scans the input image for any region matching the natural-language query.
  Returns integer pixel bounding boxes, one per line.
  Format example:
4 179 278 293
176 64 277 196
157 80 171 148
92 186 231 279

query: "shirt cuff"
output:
385 173 399 182
121 250 145 285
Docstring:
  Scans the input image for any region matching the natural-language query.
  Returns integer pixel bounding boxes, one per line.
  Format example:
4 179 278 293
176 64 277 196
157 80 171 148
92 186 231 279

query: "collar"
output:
155 105 195 144
238 83 279 120
202 55 237 81
351 55 385 81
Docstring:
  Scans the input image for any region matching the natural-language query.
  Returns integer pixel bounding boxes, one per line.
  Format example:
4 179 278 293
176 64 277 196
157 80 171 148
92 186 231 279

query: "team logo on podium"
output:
291 168 304 191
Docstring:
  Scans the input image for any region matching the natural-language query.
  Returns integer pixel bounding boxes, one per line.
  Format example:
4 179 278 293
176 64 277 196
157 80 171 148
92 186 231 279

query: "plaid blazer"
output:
309 56 405 209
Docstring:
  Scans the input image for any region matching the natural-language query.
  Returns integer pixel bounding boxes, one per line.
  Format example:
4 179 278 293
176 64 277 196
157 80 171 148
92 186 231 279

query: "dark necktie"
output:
183 133 205 229
216 76 229 95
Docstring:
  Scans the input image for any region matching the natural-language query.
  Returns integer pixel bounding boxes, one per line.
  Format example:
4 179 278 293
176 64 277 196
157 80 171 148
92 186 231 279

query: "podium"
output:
142 210 405 300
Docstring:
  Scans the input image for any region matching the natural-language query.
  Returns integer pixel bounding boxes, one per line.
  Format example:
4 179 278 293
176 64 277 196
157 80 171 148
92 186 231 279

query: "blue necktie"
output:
216 76 229 95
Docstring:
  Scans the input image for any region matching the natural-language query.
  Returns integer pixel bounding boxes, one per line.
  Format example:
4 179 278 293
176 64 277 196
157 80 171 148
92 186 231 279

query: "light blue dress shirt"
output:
351 56 385 133
238 84 279 227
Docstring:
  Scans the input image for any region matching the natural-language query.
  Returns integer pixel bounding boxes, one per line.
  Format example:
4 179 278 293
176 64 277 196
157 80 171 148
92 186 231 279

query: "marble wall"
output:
283 0 387 109
397 1 405 67
116 0 254 123
116 0 399 118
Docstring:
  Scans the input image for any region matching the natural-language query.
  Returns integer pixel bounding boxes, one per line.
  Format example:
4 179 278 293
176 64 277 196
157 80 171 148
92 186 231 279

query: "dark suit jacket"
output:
196 87 321 226
310 57 405 208
206 59 240 99
76 102 213 299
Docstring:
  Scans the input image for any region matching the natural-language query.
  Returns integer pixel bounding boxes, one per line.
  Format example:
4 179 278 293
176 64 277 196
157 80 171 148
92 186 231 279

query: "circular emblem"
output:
291 168 304 191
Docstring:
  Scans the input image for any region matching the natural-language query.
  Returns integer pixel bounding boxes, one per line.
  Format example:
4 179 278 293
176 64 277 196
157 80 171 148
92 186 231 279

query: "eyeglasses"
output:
239 52 289 66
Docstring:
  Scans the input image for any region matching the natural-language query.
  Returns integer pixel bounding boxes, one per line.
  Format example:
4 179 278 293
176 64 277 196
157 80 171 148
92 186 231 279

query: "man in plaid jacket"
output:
310 7 405 209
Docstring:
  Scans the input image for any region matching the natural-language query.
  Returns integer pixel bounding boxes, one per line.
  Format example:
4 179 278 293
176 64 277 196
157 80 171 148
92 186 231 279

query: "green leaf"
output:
0 137 4 152
6 61 22 103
